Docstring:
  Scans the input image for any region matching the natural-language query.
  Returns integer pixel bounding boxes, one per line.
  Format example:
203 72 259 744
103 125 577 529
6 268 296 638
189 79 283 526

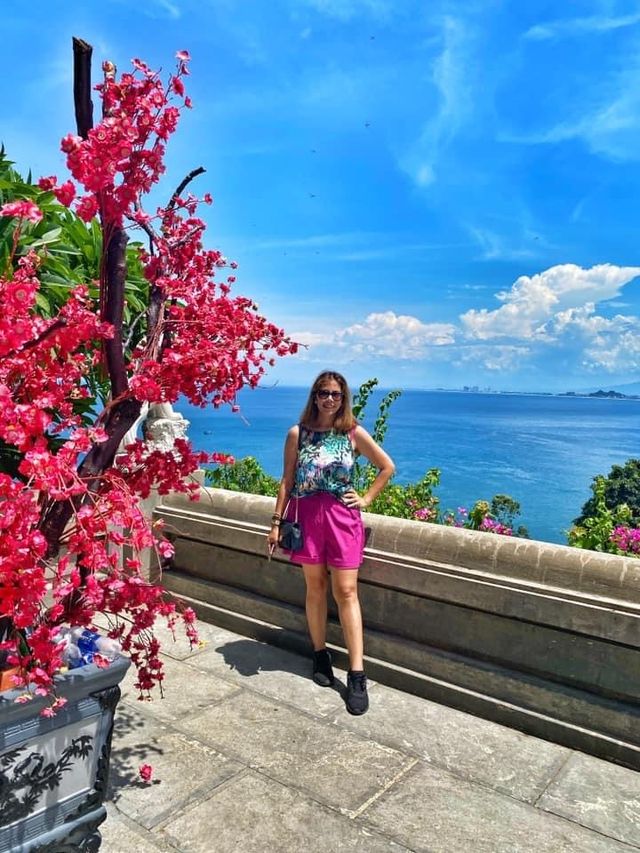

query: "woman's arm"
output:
267 425 299 550
343 425 395 510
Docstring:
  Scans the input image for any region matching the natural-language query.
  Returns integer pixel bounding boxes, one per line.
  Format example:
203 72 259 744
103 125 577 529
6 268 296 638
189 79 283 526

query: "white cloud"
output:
286 264 640 378
541 305 640 372
468 226 540 261
584 326 640 371
293 311 456 361
503 36 640 162
461 263 640 340
336 311 457 358
289 330 328 347
453 344 531 372
524 13 640 41
402 15 475 187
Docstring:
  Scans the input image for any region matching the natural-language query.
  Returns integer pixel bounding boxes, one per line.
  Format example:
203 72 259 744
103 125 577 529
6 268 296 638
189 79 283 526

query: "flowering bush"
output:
0 45 295 710
610 525 640 556
568 476 633 555
441 501 515 536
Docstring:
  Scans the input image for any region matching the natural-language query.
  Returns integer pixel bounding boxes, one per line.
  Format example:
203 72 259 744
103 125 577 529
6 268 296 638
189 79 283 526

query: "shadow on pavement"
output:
214 638 348 701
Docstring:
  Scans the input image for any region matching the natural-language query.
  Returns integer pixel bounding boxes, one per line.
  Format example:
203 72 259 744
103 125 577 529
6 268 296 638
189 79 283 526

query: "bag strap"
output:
283 425 304 522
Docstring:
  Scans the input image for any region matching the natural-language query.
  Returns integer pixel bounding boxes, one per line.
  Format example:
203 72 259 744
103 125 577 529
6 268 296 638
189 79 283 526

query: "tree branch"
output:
102 227 129 398
72 37 93 140
166 166 206 217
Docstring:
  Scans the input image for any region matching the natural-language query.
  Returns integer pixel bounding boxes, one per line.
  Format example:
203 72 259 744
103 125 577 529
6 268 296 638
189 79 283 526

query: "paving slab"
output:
174 689 415 813
185 634 355 716
162 770 411 853
537 752 640 848
331 681 571 803
144 617 237 661
100 804 176 852
362 760 635 853
120 652 241 722
109 702 243 828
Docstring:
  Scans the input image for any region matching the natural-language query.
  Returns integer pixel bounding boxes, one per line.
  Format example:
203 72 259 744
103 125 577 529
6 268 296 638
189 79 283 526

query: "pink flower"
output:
176 50 191 61
38 176 58 191
171 76 185 97
139 763 153 783
54 181 76 208
0 200 43 224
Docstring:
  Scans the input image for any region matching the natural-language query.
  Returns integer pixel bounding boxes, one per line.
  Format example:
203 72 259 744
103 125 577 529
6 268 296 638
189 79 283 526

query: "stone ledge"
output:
161 487 640 606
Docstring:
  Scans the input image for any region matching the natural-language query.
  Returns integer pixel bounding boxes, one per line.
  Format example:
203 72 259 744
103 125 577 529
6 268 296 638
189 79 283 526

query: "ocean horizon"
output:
175 386 640 546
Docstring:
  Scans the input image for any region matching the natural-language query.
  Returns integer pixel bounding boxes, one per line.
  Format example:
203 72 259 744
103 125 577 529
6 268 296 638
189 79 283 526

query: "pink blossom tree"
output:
0 39 296 710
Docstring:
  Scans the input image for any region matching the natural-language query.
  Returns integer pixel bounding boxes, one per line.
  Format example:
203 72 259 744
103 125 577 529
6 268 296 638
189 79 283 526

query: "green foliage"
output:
0 150 149 406
205 456 279 497
467 500 491 530
352 378 404 497
574 458 640 528
368 469 441 520
0 149 155 476
568 476 632 553
352 379 443 521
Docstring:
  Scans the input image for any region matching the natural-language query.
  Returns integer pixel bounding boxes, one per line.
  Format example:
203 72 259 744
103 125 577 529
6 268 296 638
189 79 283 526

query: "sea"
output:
176 387 640 546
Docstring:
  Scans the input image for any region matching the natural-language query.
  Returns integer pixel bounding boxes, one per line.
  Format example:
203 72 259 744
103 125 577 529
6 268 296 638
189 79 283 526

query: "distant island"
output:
435 387 640 399
563 389 638 400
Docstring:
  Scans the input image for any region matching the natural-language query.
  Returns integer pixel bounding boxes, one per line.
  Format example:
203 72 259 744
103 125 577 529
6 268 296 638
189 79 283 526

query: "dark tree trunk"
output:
102 227 129 398
72 38 93 140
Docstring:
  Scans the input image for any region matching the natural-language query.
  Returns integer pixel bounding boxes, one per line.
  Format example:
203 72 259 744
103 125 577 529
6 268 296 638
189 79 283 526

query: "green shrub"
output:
568 476 632 553
205 456 279 497
574 459 640 528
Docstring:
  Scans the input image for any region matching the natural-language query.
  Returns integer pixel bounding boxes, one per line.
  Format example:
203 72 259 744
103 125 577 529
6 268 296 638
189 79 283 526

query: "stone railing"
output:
155 486 640 770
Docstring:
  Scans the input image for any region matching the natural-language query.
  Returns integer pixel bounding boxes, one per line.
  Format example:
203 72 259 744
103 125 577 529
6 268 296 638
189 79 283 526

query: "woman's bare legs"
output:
302 564 329 650
329 568 363 671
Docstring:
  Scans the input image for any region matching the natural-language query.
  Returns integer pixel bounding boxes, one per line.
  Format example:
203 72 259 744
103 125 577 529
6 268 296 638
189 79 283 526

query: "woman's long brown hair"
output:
299 370 356 433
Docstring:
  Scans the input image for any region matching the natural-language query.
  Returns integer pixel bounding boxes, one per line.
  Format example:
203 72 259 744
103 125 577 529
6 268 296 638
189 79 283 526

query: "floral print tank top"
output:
291 425 356 500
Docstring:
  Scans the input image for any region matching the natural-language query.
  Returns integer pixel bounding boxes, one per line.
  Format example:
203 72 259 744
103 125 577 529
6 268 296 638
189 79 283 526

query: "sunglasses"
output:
316 390 343 400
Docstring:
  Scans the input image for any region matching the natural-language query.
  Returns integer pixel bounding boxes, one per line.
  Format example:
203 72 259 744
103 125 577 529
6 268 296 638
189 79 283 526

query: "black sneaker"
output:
312 649 334 686
346 670 369 715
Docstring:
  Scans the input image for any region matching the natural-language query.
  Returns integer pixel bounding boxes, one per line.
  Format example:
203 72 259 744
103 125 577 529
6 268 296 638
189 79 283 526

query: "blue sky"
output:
4 0 640 391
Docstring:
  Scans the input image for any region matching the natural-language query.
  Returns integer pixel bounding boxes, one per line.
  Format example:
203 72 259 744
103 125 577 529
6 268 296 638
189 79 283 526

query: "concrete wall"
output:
155 487 640 770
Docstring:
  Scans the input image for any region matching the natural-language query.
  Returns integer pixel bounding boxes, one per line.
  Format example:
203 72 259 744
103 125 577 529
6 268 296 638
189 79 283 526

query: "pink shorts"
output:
283 492 365 569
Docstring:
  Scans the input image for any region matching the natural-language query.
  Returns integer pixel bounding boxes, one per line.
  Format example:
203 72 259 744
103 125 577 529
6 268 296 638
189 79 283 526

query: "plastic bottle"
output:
95 637 121 661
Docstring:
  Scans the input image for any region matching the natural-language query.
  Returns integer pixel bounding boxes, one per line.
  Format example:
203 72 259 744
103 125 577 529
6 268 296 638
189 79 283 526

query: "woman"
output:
267 371 395 715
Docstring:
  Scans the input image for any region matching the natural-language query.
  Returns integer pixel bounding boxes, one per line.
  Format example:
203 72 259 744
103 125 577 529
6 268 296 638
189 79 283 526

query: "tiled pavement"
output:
102 619 640 852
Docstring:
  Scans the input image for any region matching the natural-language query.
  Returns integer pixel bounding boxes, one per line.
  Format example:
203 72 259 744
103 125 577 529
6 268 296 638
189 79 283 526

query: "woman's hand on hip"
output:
342 489 369 510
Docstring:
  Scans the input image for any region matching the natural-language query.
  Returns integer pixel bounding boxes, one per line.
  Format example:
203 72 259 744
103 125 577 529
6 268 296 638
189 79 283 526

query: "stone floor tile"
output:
119 653 240 721
175 690 413 813
109 705 243 828
101 804 178 852
145 618 240 661
331 681 571 803
184 636 350 717
537 752 640 848
362 761 634 853
162 771 410 853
